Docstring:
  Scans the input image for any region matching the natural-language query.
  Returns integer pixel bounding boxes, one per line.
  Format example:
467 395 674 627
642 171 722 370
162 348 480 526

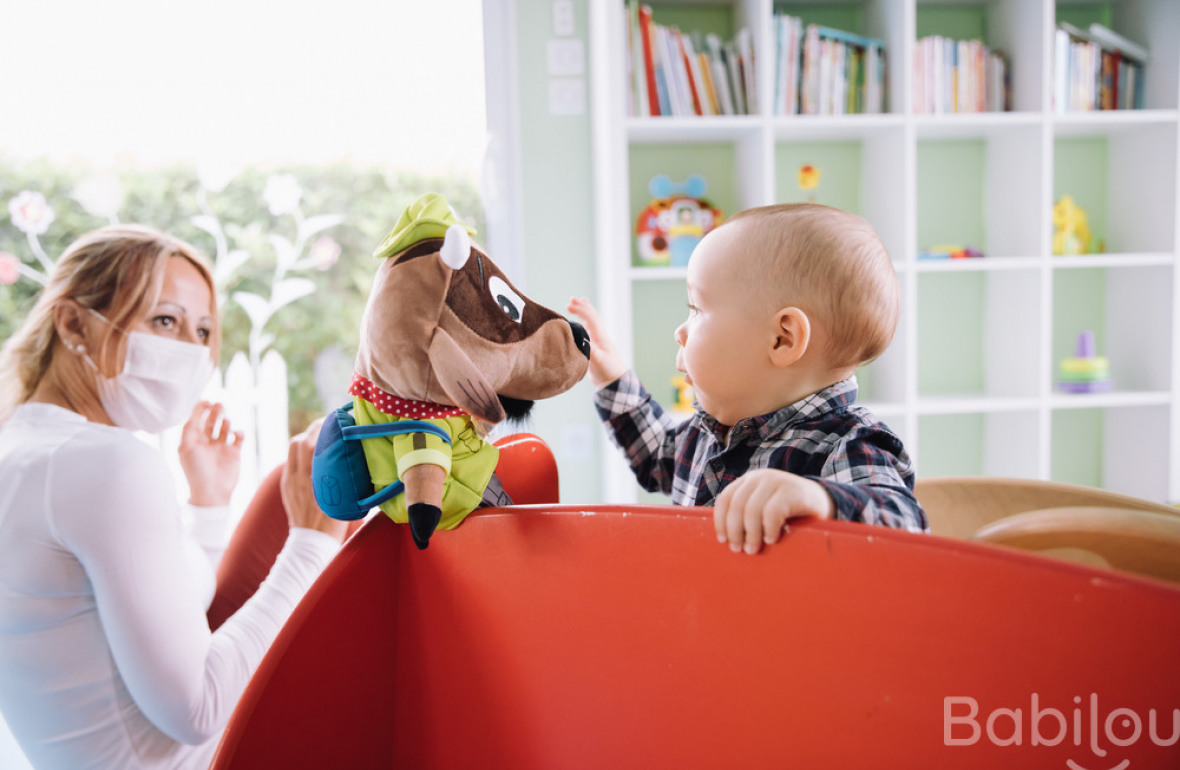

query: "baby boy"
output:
569 203 927 554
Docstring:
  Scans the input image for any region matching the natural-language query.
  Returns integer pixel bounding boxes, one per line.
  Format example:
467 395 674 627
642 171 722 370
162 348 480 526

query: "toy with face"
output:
350 194 590 548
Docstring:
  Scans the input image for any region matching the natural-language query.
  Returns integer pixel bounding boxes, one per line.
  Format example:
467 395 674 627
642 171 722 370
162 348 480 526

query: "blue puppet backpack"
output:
312 402 453 521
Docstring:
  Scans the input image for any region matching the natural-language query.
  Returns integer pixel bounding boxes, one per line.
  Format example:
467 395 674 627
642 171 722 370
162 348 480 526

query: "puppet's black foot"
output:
407 503 442 550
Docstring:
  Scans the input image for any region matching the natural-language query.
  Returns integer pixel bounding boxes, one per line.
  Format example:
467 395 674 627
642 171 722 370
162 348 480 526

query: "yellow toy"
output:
1052 194 1093 255
670 375 695 413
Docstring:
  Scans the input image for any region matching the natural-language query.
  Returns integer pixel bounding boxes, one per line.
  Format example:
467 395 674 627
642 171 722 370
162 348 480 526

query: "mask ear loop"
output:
68 305 116 373
85 306 117 329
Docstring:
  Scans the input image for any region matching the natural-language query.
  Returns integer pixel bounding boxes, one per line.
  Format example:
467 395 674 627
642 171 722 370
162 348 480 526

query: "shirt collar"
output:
13 401 88 424
696 376 859 444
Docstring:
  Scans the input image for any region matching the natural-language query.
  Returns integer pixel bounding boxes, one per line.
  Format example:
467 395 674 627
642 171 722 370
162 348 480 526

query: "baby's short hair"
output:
727 203 899 369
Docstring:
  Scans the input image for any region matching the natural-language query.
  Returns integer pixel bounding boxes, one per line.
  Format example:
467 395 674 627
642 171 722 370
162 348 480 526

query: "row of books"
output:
772 15 886 115
625 13 1147 118
1054 22 1146 112
913 36 1010 114
625 1 756 117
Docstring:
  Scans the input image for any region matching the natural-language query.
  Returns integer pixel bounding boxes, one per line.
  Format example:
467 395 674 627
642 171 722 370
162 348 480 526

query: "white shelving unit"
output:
590 0 1180 504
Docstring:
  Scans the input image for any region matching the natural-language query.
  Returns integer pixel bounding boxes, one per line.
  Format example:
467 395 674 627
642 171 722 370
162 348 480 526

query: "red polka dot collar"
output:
349 373 468 419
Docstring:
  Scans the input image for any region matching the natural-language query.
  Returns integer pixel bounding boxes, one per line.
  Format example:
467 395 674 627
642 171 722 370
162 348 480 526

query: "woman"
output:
0 225 347 769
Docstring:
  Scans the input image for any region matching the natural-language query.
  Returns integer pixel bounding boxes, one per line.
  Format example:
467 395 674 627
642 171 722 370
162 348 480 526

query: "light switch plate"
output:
552 0 575 36
547 38 585 76
548 78 586 115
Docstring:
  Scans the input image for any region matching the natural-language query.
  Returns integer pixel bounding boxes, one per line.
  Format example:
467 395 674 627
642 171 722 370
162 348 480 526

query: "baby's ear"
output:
769 306 810 367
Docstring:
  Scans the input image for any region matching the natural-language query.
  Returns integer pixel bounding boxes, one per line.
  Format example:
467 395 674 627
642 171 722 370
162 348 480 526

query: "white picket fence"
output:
158 349 292 521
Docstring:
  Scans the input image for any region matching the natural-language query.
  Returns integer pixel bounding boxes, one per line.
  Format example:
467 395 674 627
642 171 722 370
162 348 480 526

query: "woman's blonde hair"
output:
0 225 218 422
727 203 900 370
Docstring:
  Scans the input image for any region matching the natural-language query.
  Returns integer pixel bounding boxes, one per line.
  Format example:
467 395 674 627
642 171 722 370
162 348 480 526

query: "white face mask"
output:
81 310 215 433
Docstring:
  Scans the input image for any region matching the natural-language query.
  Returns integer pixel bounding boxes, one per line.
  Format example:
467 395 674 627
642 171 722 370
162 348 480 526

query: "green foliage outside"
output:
0 158 483 432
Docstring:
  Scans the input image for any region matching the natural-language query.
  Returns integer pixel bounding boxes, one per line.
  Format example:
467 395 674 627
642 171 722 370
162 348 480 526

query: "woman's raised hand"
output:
179 401 244 507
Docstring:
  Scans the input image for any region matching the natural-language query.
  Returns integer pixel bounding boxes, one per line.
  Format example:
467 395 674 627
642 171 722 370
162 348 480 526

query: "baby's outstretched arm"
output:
567 296 628 388
714 469 835 555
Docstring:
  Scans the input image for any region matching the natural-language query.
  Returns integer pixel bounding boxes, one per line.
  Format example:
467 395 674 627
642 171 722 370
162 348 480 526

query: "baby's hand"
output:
567 296 628 388
714 469 835 555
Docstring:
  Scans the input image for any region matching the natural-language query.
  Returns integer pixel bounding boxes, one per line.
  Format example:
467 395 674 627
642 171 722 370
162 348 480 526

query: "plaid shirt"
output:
595 370 927 532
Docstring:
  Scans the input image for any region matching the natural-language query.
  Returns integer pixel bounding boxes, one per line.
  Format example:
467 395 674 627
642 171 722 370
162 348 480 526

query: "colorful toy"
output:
798 164 821 191
1052 194 1093 255
635 175 722 267
797 163 822 203
917 244 984 260
312 193 590 548
1058 330 1112 393
670 375 695 413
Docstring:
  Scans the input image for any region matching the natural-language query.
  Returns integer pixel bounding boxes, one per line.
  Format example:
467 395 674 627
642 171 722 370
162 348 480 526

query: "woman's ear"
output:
53 299 92 353
769 306 810 368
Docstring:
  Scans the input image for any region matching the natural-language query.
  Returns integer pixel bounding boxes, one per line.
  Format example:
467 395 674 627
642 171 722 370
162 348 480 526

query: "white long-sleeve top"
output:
0 403 338 769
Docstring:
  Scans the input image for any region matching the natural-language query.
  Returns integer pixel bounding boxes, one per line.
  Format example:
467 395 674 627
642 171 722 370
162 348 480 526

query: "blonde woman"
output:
0 226 347 769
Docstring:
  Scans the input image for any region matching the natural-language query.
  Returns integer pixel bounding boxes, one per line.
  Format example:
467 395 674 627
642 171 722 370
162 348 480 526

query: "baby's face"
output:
673 222 773 425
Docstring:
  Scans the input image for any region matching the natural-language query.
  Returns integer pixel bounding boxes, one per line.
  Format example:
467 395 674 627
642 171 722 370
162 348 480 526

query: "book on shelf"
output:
913 35 1009 114
773 14 886 116
1054 22 1146 112
626 1 754 117
1084 22 1148 64
737 28 757 115
705 34 736 115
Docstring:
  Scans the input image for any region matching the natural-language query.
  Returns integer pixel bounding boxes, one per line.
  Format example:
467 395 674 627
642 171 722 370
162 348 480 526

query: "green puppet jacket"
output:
352 397 499 530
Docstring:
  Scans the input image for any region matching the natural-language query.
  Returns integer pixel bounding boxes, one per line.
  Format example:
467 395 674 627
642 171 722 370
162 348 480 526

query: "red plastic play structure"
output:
211 498 1180 768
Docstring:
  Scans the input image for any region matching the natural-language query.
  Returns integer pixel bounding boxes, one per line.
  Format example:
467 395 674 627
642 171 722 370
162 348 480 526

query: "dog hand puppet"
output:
338 193 589 549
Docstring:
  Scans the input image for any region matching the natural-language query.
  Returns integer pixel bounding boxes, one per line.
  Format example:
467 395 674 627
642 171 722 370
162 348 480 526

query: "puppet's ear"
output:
429 328 506 423
439 224 471 271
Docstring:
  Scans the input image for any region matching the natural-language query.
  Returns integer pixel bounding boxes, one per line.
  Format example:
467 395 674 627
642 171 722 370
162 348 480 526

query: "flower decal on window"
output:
73 174 123 222
263 174 303 216
8 191 55 235
0 252 20 284
197 160 239 193
309 236 341 270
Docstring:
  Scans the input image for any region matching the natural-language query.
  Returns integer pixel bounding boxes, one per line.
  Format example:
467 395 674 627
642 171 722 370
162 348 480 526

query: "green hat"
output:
373 193 477 259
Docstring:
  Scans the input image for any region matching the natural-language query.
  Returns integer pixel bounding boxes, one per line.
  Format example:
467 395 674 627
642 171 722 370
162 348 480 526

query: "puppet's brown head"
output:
354 195 590 425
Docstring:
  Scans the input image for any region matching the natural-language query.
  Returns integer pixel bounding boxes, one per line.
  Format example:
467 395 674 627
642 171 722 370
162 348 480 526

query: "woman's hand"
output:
179 401 244 507
281 418 349 542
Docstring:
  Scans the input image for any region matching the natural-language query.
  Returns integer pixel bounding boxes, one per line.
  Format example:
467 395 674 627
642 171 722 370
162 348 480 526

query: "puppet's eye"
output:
489 276 524 323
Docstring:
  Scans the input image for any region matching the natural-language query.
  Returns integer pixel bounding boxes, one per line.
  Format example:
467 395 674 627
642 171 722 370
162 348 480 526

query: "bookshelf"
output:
589 0 1180 505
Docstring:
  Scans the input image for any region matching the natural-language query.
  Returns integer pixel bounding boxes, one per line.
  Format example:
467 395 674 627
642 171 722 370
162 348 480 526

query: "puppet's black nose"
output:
569 321 591 360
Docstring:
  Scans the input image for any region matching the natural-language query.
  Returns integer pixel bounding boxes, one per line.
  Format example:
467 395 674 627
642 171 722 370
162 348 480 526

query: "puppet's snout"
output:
570 321 591 360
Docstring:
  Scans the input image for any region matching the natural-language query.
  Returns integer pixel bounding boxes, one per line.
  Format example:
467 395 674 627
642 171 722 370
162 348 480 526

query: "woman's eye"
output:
488 276 524 323
154 315 177 330
197 328 211 343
